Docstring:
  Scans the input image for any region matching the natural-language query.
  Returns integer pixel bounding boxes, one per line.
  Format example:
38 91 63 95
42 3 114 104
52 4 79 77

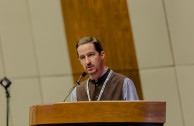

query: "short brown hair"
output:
76 37 103 56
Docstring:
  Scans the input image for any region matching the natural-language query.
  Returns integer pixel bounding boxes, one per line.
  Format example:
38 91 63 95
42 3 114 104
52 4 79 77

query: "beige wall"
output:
0 0 194 126
127 0 194 126
0 0 73 126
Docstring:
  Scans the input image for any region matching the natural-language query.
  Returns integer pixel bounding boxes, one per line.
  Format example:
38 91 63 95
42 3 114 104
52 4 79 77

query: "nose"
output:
85 56 91 64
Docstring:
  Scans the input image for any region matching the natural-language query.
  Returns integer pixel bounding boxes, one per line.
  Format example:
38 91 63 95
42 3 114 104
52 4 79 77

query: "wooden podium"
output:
29 101 166 126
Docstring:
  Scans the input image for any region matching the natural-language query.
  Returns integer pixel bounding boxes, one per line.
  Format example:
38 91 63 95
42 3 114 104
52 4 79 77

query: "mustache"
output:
86 63 93 68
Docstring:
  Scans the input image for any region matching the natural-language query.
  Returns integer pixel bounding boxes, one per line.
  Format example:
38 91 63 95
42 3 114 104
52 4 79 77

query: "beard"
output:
87 68 98 75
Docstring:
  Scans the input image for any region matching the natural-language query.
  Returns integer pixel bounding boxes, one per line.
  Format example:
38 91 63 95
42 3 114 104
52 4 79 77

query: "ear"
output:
100 51 105 60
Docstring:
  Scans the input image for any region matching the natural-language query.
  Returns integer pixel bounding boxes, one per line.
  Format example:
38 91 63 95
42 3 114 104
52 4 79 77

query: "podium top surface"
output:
29 101 166 125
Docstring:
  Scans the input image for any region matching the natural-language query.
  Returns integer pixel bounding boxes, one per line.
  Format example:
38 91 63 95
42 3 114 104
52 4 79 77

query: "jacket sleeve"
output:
71 88 77 102
122 78 139 100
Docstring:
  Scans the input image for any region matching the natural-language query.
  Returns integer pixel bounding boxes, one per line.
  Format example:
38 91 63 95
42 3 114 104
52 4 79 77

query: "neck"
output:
91 66 107 81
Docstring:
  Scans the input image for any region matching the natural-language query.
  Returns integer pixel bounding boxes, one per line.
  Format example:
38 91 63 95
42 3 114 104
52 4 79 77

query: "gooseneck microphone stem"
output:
5 88 10 126
63 81 79 102
63 72 86 102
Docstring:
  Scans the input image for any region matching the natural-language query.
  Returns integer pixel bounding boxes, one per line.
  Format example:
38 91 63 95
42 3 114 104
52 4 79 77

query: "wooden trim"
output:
30 101 166 125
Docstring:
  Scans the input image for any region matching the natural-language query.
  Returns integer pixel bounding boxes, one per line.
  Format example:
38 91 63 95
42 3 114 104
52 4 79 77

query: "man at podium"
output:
71 36 139 101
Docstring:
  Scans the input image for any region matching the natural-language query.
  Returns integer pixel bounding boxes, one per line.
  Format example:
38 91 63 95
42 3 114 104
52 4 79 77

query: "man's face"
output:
77 43 105 76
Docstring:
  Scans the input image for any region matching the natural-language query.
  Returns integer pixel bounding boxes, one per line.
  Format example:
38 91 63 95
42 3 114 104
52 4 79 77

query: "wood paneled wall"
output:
61 0 143 99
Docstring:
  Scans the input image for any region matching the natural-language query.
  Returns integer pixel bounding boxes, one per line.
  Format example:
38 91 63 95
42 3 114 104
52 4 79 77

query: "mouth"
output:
86 65 94 71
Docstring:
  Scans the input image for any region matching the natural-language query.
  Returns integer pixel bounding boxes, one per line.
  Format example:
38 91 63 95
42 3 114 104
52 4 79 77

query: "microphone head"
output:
81 72 87 78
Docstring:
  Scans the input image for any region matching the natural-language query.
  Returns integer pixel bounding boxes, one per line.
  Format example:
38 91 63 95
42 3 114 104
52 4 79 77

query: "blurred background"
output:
0 0 194 126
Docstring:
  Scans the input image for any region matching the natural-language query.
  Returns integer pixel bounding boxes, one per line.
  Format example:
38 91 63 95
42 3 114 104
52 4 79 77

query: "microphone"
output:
63 72 87 101
76 72 86 85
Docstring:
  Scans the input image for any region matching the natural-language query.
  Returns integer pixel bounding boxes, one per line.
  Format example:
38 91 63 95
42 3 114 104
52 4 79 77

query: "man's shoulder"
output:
112 71 127 79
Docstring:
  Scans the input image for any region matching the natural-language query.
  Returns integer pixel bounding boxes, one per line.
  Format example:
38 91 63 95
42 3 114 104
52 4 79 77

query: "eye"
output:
79 56 85 60
88 53 95 57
